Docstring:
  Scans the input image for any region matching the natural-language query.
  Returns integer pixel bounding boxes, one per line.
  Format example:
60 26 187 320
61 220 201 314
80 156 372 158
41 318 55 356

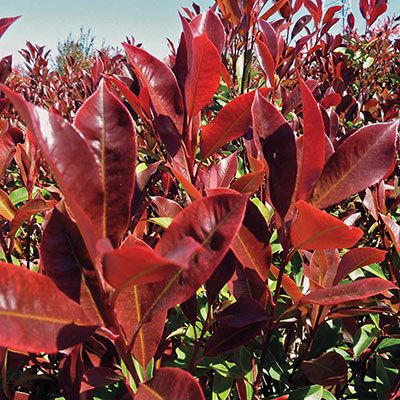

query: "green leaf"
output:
288 385 324 400
377 338 400 353
147 217 173 229
212 373 233 400
353 324 380 359
363 56 374 68
376 355 398 400
9 187 28 205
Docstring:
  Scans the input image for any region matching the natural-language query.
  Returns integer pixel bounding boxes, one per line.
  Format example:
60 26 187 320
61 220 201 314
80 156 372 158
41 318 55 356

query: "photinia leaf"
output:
0 16 20 39
302 351 348 386
135 367 205 399
0 84 104 260
255 38 275 88
74 80 136 247
333 247 387 285
103 239 201 289
232 267 269 307
230 157 265 195
200 88 269 159
0 188 16 221
201 152 238 190
10 198 56 237
252 91 297 219
184 33 221 117
80 367 121 393
0 262 96 353
291 200 363 250
115 283 167 368
231 200 271 280
270 264 303 303
40 207 105 325
303 278 396 305
190 9 226 54
124 43 184 132
113 237 167 368
310 121 399 209
134 192 247 329
105 75 150 122
0 127 23 180
204 297 269 356
380 214 400 257
296 75 325 200
151 196 183 218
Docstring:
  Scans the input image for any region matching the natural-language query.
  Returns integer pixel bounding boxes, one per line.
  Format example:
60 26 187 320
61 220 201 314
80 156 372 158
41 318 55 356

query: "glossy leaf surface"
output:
311 121 398 208
303 278 396 305
0 262 96 353
252 91 297 218
200 89 269 159
124 44 184 132
0 85 103 259
334 247 387 285
184 33 220 117
291 200 363 250
297 75 325 200
137 192 247 324
74 80 136 247
40 207 104 325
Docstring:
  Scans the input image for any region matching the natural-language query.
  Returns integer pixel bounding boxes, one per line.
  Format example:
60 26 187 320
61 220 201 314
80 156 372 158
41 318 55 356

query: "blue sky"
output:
0 0 399 64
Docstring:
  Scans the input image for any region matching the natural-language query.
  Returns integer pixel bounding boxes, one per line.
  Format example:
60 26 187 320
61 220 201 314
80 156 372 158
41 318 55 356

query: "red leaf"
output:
115 283 167 368
333 247 387 285
255 38 275 88
230 158 265 195
0 188 16 221
0 16 20 39
124 44 184 132
0 127 23 180
270 264 303 303
380 214 400 256
205 297 269 356
297 75 325 200
190 9 225 54
135 367 205 399
291 200 363 250
322 6 342 25
105 75 150 122
167 163 202 201
134 192 247 327
200 152 238 189
80 367 121 393
311 121 399 209
0 262 96 353
103 239 201 289
303 278 396 305
74 80 136 247
321 92 341 108
252 91 297 219
41 207 104 325
302 351 348 385
151 196 183 218
0 85 103 259
231 200 271 280
10 198 56 237
185 33 220 117
200 88 270 159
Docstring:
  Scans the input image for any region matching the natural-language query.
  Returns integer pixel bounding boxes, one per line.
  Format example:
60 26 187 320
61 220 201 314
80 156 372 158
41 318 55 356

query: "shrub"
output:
0 1 398 399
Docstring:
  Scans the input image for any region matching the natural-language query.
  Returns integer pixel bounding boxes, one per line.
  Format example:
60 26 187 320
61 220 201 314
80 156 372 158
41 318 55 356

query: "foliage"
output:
54 27 95 73
0 1 398 399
